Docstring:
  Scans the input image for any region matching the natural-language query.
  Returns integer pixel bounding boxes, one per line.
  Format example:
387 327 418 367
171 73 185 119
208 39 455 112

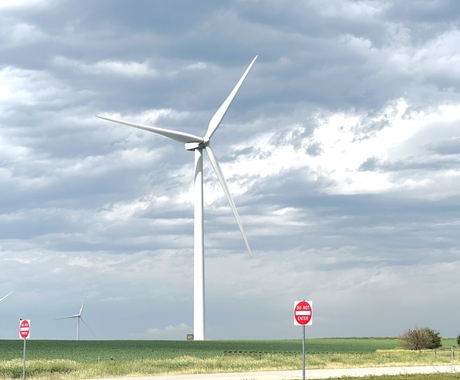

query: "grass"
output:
339 376 460 380
0 338 457 379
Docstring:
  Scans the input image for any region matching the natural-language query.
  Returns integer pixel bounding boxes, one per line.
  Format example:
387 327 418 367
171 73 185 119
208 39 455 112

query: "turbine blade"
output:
80 317 96 338
56 315 79 320
79 293 88 315
97 116 203 144
0 291 12 302
205 146 252 256
203 56 258 142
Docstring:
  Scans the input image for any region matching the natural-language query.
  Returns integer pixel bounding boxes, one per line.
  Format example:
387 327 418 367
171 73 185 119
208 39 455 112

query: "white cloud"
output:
0 22 46 49
213 99 460 199
314 0 388 19
0 66 70 109
185 62 206 70
68 257 94 268
99 108 190 125
409 29 460 79
53 56 158 77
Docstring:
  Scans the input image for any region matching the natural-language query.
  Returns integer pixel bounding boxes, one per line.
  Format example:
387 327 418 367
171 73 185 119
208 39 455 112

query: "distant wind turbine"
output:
97 55 258 340
56 294 95 340
0 291 12 302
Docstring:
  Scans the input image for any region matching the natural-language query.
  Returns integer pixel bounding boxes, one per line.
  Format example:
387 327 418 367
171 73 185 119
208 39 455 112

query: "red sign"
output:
294 300 312 326
19 319 30 339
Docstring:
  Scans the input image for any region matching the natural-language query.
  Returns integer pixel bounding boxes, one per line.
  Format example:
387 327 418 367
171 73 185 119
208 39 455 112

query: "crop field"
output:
0 337 402 362
0 338 457 379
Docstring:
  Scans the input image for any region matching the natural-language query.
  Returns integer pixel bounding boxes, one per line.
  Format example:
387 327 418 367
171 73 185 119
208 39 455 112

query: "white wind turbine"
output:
56 294 95 340
0 291 12 302
97 55 258 340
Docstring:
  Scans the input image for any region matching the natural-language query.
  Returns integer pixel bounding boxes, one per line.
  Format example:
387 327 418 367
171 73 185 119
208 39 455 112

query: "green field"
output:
0 338 403 362
0 338 457 379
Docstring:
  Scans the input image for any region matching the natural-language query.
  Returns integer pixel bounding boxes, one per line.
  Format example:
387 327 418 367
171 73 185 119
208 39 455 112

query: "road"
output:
86 364 460 380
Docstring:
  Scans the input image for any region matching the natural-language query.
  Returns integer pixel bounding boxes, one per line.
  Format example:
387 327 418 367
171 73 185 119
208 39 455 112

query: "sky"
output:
1 0 460 341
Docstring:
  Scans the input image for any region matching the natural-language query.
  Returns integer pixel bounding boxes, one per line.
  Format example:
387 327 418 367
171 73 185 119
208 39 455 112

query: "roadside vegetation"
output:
0 338 457 380
340 375 459 380
399 327 442 351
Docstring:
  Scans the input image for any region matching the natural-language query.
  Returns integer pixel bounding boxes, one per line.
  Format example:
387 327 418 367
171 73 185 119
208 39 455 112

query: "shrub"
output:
399 327 442 350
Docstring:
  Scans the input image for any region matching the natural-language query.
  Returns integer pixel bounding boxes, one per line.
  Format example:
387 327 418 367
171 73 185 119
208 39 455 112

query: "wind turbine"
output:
0 291 12 302
56 294 95 340
97 55 258 340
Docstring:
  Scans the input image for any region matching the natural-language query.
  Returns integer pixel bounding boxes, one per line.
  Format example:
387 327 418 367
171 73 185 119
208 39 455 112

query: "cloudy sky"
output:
1 0 460 341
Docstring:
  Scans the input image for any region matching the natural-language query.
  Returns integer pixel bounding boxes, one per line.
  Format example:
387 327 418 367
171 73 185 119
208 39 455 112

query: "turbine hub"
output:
185 141 209 151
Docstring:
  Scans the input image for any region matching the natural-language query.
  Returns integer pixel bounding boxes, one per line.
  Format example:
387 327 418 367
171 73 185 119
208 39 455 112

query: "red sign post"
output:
293 301 312 380
19 319 30 380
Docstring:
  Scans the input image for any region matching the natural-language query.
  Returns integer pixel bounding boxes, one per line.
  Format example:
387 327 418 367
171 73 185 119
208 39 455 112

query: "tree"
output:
457 333 460 346
399 327 442 350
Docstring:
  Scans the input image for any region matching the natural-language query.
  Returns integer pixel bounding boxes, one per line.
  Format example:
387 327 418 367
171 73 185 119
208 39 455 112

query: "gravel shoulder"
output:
85 364 460 380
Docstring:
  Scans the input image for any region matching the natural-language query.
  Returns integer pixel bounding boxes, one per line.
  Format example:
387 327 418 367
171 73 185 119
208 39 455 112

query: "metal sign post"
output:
294 301 312 380
23 339 26 380
302 324 306 380
19 319 30 380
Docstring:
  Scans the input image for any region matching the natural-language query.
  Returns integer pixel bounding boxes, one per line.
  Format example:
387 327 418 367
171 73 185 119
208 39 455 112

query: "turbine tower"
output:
56 294 95 340
97 56 257 340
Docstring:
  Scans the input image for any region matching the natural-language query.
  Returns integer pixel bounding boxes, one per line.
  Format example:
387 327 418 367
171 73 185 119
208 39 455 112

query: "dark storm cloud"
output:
0 0 394 114
385 0 460 24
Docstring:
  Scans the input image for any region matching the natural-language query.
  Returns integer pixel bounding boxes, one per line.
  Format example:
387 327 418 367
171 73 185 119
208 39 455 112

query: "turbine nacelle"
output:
185 141 208 151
